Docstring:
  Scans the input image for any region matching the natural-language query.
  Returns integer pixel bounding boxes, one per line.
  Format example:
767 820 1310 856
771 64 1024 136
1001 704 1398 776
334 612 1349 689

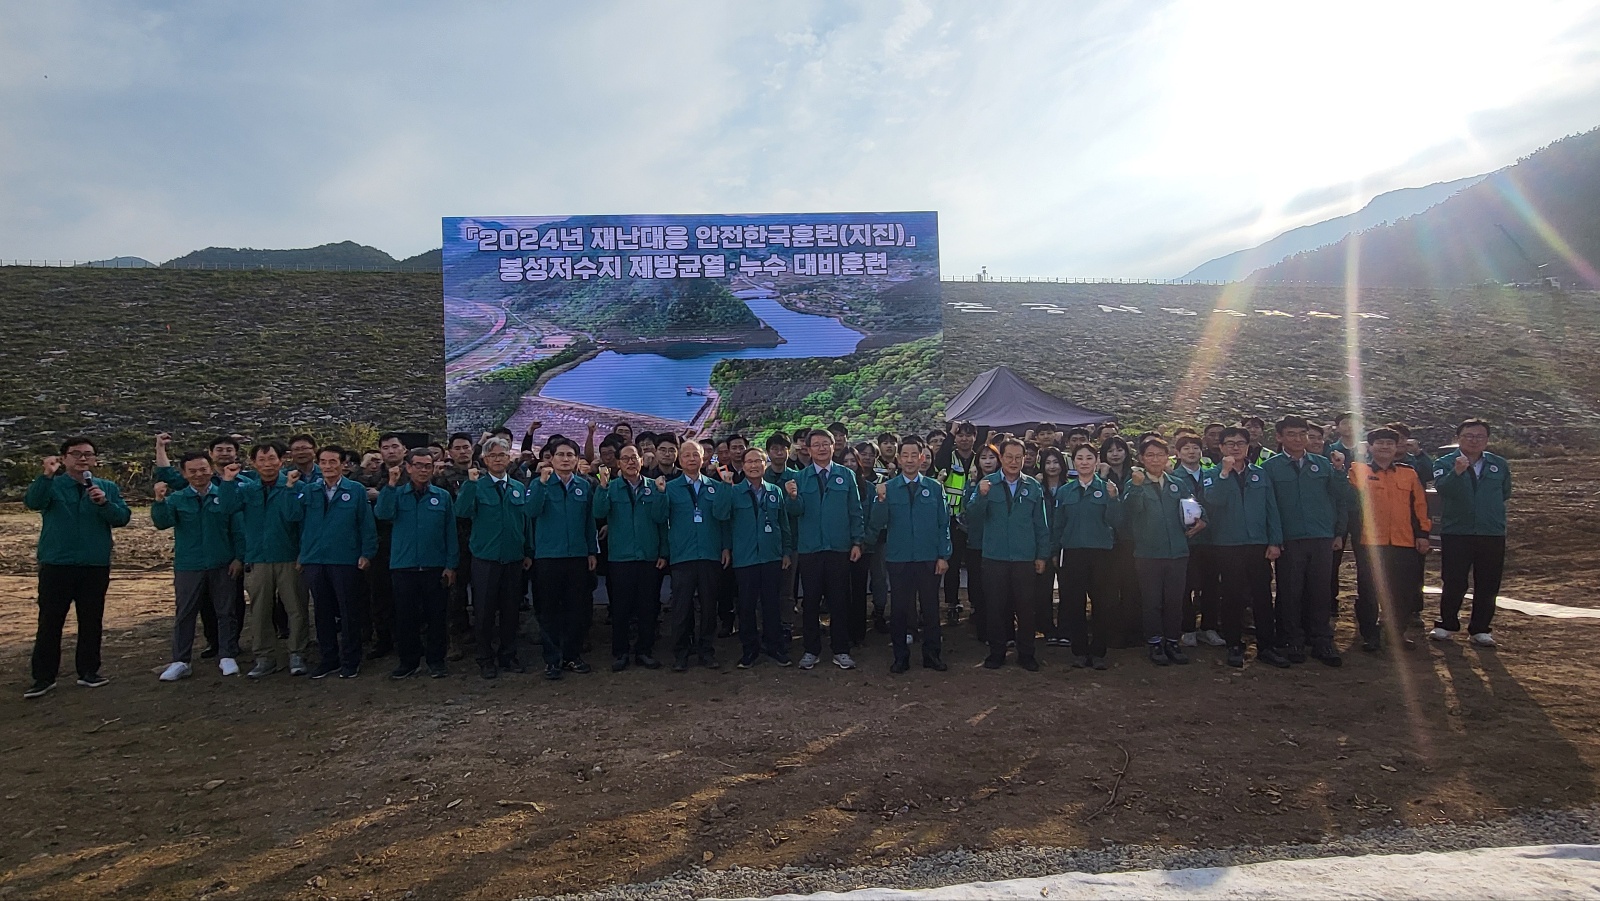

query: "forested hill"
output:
162 241 439 270
1253 127 1600 289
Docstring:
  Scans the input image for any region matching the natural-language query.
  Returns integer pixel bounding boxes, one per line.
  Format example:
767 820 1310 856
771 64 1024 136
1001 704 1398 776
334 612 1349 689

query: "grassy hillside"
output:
0 268 444 491
943 282 1600 450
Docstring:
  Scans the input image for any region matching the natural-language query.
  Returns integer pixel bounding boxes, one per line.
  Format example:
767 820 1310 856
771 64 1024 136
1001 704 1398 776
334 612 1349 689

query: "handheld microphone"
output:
81 469 94 488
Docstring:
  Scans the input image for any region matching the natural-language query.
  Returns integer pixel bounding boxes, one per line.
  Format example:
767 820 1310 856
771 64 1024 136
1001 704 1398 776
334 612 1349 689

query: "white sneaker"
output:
1427 627 1452 642
219 657 240 676
833 653 857 670
288 653 308 676
1470 632 1498 648
1199 629 1227 647
159 661 192 682
1179 632 1199 648
798 652 819 670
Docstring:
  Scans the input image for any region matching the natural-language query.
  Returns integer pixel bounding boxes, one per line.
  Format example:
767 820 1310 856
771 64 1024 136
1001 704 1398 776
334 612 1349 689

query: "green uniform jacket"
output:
718 478 793 568
856 471 884 551
1200 465 1284 547
763 466 796 490
1121 473 1197 560
526 474 600 559
224 473 302 564
961 480 986 551
592 477 667 563
1260 452 1347 541
1053 477 1122 551
454 476 531 564
292 477 378 566
868 473 952 563
1431 451 1511 536
790 462 865 554
25 474 132 566
665 473 730 564
966 473 1050 562
152 484 244 571
375 483 460 570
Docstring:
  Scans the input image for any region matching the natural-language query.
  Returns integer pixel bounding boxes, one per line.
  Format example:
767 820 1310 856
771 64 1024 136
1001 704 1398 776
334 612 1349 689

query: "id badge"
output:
764 523 774 533
693 509 703 524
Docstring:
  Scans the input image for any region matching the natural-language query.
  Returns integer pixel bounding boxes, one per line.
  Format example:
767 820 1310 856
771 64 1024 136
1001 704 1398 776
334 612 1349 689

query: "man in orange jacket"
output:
1348 428 1431 651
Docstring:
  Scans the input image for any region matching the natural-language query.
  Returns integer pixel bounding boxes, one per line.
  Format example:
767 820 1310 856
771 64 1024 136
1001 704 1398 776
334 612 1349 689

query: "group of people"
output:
22 412 1512 699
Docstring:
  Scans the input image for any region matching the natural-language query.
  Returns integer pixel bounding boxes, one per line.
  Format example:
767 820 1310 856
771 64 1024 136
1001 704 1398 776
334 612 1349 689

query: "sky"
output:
3 0 1600 278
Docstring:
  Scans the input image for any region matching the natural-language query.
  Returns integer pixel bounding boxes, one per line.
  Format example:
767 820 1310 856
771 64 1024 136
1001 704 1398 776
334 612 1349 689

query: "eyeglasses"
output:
64 450 97 458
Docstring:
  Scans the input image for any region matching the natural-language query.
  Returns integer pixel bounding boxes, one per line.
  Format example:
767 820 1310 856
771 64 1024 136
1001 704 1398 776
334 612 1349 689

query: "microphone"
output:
81 469 94 490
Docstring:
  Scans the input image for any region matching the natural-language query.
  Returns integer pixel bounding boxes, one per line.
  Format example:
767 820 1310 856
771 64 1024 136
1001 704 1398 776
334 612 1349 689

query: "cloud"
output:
1 0 1598 277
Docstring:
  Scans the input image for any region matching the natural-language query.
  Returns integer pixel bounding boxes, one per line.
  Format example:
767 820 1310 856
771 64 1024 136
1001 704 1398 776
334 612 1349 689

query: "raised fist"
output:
656 476 668 492
1096 462 1110 478
1130 468 1147 486
1105 480 1119 498
41 455 62 477
223 463 244 482
1330 450 1346 470
876 482 887 502
1454 455 1470 474
538 465 553 484
467 467 481 482
785 480 798 499
596 466 610 488
719 466 735 484
387 465 402 487
286 470 301 487
155 433 172 449
1221 455 1237 475
153 482 169 501
978 478 991 497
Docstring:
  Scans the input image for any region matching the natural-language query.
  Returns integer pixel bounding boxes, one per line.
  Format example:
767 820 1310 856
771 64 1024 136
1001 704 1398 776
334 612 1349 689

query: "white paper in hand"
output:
1180 497 1203 527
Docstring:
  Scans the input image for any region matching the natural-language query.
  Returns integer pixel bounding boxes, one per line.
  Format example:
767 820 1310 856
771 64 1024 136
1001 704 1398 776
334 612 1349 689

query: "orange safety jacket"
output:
1348 461 1430 548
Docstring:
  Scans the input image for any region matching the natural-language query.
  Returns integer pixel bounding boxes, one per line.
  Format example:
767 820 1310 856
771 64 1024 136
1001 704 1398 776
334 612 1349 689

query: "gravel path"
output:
534 806 1600 901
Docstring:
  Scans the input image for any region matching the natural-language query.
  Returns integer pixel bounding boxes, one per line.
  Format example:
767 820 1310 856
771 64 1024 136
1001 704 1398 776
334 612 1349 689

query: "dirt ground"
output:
1 458 1598 900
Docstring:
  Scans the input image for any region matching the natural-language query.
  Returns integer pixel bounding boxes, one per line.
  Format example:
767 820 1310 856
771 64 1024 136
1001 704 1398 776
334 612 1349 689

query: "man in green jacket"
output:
375 447 460 679
1429 418 1512 647
154 431 250 659
663 440 731 671
784 430 864 671
1122 438 1206 667
455 437 532 680
1261 415 1348 667
719 448 794 669
293 445 378 679
24 436 132 699
232 440 311 679
152 451 246 682
527 438 600 680
1203 428 1288 669
868 436 952 673
967 438 1050 671
593 444 668 672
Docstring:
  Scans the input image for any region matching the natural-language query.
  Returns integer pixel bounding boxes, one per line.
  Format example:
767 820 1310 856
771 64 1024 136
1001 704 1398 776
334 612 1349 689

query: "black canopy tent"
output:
944 366 1110 435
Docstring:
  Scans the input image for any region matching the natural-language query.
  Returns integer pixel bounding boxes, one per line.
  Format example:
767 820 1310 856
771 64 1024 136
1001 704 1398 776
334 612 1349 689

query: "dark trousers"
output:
887 560 942 662
1035 552 1063 640
391 568 446 668
33 564 110 683
1182 544 1222 634
846 554 872 645
302 563 363 670
1136 556 1188 642
669 559 722 661
535 557 592 667
471 558 524 664
983 558 1037 662
967 553 989 642
716 563 738 632
608 560 662 657
449 528 473 633
1109 539 1145 648
1060 548 1113 658
1275 538 1334 648
1217 545 1275 649
198 574 246 652
173 566 241 662
364 543 394 644
733 561 785 659
1354 544 1425 639
943 522 968 614
1437 534 1505 634
798 551 852 656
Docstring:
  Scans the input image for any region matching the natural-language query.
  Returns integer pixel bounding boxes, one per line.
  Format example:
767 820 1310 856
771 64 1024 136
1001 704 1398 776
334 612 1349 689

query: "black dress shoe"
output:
1226 646 1245 668
544 664 562 681
945 608 962 626
671 657 689 672
634 654 662 669
1313 643 1343 667
1285 646 1307 664
700 655 720 670
200 646 219 659
889 658 910 674
368 640 393 660
612 656 630 672
982 655 1004 669
1258 647 1292 668
564 658 592 674
500 656 527 674
1018 657 1040 672
1148 644 1170 666
1163 640 1190 665
1361 636 1381 652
